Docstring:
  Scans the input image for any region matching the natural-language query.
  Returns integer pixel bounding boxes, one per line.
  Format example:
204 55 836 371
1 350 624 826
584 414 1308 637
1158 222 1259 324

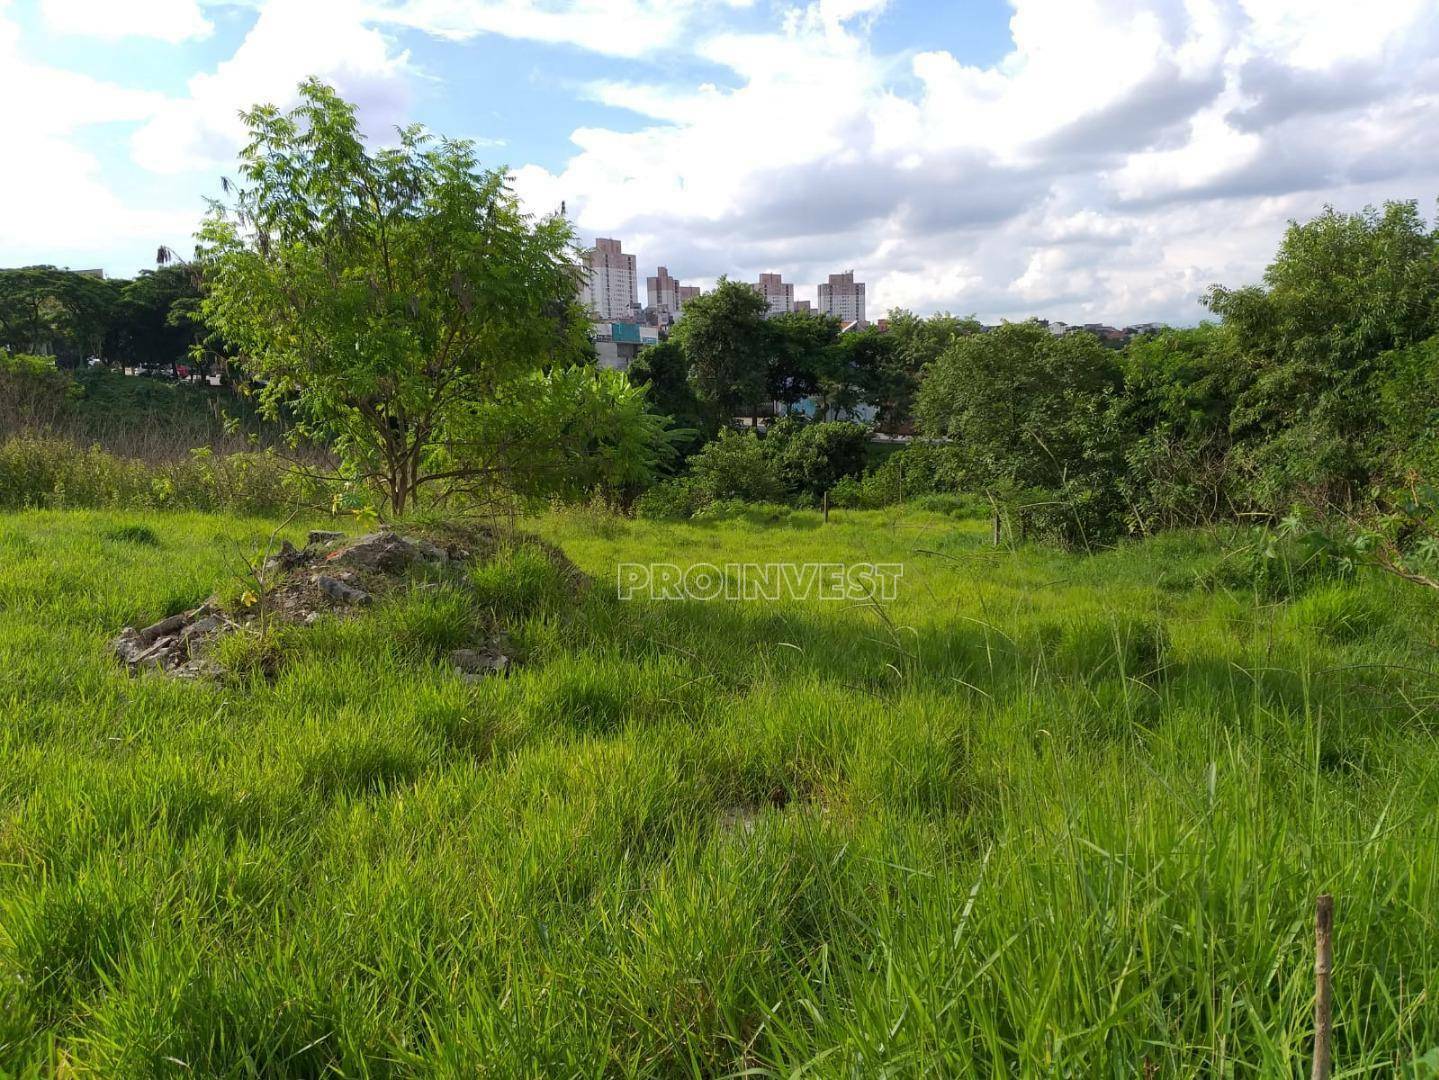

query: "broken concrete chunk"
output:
307 530 345 547
263 539 307 575
137 612 189 644
315 575 372 605
450 646 510 678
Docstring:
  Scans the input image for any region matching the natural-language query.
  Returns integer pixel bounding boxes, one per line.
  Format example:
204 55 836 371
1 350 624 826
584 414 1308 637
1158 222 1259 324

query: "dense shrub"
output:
0 354 76 434
773 420 870 500
1202 524 1361 599
687 429 786 503
830 443 965 508
634 477 709 521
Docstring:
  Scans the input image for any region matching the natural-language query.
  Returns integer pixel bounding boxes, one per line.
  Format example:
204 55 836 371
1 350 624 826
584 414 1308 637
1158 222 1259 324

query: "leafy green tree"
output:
627 339 715 458
197 79 588 515
1115 324 1249 529
0 267 117 364
109 265 205 373
1377 334 1439 478
687 428 785 502
882 309 981 431
766 310 838 410
917 320 1125 544
815 327 896 421
670 278 771 426
1205 200 1439 505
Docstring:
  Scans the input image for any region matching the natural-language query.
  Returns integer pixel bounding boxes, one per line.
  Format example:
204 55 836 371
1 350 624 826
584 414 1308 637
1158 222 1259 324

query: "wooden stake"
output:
1313 893 1334 1080
992 509 1002 546
822 491 830 523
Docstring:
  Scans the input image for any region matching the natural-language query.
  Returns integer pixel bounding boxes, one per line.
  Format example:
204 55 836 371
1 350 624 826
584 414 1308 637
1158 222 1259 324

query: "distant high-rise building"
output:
579 238 638 321
646 265 702 323
646 266 681 318
754 272 794 317
817 271 866 325
793 299 813 314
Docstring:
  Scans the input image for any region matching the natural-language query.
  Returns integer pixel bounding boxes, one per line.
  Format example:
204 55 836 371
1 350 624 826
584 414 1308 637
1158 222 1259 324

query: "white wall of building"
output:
580 238 638 321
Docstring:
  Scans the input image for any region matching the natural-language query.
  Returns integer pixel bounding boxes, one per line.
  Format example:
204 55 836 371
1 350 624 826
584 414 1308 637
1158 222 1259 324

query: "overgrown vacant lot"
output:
3 506 1438 1075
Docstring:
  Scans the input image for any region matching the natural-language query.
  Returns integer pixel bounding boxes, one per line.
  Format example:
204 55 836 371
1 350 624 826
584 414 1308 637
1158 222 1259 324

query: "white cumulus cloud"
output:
40 0 212 42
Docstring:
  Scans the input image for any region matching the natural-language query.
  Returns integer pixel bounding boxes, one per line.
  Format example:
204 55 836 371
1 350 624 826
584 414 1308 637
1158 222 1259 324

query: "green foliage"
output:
633 476 708 521
1378 335 1439 478
687 429 786 503
880 309 981 431
765 309 838 408
458 365 682 503
772 420 871 500
829 442 966 508
1206 200 1439 506
0 266 118 363
669 278 771 421
626 339 716 459
1115 324 1246 531
0 352 76 433
198 79 589 514
0 435 321 514
917 320 1126 545
1203 522 1360 599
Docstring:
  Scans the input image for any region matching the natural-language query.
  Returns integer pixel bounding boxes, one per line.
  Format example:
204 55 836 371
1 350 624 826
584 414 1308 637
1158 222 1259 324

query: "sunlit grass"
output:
2 505 1437 1075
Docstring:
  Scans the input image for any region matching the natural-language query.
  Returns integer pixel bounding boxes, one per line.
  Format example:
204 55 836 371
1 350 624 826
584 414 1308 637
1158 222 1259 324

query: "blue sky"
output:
3 0 1438 324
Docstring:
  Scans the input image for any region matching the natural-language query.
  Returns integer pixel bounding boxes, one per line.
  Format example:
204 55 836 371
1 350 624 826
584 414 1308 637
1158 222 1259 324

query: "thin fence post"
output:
992 509 1002 546
1313 893 1334 1080
822 490 830 524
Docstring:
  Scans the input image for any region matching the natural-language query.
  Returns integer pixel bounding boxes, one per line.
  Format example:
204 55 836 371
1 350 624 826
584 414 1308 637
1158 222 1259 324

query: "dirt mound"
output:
111 524 570 680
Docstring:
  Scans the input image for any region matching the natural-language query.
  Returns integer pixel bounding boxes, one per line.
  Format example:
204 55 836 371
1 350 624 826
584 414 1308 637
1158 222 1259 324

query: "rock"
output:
181 615 222 644
137 612 188 644
112 627 148 666
450 646 510 678
263 539 307 575
316 575 372 605
172 657 223 680
329 531 447 573
307 530 345 547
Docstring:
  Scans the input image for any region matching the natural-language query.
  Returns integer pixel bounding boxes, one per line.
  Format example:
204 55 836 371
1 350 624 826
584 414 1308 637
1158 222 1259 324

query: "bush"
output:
1203 524 1360 599
774 421 870 501
0 354 76 434
634 477 708 521
829 443 965 508
687 430 785 503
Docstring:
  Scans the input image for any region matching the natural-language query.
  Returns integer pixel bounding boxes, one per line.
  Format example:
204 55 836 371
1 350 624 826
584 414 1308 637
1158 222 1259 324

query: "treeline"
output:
915 200 1439 544
630 281 948 447
0 261 213 373
637 200 1439 545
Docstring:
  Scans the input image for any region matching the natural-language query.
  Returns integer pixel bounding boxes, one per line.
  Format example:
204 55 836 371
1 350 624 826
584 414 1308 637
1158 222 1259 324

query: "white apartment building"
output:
817 270 866 325
755 272 794 317
579 238 639 321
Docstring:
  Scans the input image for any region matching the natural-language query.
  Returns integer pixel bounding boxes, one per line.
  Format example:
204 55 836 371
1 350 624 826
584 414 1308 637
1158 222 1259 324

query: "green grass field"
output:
3 505 1438 1075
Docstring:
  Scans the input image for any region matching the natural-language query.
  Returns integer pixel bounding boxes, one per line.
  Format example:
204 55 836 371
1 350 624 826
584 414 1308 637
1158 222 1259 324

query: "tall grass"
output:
1 505 1437 1074
0 436 325 515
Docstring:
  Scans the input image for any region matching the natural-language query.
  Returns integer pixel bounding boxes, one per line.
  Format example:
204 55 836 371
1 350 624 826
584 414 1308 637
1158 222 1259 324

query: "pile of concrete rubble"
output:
112 526 516 681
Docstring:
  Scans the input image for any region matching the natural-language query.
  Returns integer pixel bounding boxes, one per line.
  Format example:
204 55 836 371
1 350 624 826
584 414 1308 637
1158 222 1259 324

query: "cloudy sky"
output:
3 0 1438 324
